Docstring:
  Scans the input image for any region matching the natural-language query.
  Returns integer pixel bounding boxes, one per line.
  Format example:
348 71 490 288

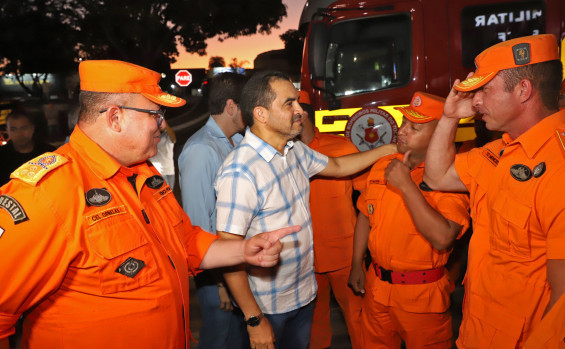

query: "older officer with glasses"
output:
0 60 299 349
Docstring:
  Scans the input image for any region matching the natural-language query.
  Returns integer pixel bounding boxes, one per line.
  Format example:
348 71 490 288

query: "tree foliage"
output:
208 56 225 69
229 57 249 69
0 0 287 94
280 29 305 68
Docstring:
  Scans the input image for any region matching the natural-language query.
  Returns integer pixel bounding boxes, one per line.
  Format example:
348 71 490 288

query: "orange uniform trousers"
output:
524 292 565 348
308 129 364 349
361 269 453 349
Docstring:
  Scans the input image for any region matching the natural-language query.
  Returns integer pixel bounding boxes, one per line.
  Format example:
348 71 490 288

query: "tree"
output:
208 56 226 69
0 0 288 94
280 29 305 68
229 58 250 69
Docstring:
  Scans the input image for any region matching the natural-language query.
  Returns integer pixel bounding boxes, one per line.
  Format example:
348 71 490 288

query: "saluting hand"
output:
443 73 478 120
244 225 301 267
385 151 416 192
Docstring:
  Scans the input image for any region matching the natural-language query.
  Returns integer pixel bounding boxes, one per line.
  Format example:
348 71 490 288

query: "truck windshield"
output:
324 13 412 97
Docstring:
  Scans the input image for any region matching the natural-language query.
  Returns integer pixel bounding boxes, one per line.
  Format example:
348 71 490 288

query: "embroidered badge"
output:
368 204 374 215
85 205 127 226
116 257 146 278
146 175 165 189
512 43 530 65
85 188 112 207
532 162 546 178
412 96 422 107
0 195 29 225
510 164 532 181
11 152 68 186
153 185 172 202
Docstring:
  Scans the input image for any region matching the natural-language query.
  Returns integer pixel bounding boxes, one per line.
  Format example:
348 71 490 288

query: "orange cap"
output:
298 90 311 105
395 92 445 123
79 60 186 107
455 34 559 92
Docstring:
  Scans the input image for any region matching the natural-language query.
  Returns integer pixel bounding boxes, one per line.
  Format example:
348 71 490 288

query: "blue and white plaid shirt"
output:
215 129 328 314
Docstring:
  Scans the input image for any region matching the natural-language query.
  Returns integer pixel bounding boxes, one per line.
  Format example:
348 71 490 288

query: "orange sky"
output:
171 0 306 69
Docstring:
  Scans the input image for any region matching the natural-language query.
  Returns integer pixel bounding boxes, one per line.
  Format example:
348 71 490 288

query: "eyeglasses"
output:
100 106 165 127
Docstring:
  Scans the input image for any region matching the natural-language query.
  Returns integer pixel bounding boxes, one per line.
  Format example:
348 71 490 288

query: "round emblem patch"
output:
345 107 398 152
510 164 532 182
38 155 56 167
532 162 546 178
412 96 422 107
85 188 112 206
146 175 165 189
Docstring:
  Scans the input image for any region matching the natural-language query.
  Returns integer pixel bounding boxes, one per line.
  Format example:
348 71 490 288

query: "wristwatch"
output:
245 312 264 327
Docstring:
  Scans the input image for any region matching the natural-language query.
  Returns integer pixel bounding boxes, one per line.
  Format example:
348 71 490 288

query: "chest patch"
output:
85 188 112 207
85 205 127 226
116 257 145 278
510 164 532 182
532 162 546 178
0 195 29 225
482 148 500 167
146 175 165 189
153 185 172 201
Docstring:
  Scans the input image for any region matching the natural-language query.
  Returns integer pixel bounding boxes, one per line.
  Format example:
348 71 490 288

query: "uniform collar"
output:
244 128 294 162
69 125 125 180
503 109 565 159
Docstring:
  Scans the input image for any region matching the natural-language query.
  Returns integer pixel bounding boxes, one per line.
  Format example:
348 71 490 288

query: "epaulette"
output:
556 128 565 158
11 152 69 186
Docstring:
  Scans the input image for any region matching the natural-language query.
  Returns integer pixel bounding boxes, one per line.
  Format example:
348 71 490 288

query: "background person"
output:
0 112 55 186
297 90 364 349
178 72 249 349
423 34 565 347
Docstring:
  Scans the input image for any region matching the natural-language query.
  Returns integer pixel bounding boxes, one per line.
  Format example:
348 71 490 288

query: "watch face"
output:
246 315 262 327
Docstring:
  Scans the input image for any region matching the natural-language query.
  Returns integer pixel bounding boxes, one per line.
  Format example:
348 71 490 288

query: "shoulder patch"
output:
556 128 565 158
11 152 68 186
0 195 29 224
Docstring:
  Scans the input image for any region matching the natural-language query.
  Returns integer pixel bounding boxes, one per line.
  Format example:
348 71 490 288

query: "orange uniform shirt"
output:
357 154 470 313
454 109 565 347
524 292 565 348
0 126 217 349
308 129 365 272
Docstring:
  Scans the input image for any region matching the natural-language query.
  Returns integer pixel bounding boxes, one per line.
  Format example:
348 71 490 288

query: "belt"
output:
372 262 444 285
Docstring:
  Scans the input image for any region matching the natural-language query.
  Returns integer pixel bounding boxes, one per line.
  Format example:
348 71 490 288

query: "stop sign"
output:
175 70 192 87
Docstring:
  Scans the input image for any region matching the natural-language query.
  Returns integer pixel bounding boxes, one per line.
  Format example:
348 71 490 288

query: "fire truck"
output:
299 0 565 150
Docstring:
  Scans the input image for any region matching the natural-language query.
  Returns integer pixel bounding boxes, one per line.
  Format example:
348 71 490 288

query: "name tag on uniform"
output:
85 205 127 226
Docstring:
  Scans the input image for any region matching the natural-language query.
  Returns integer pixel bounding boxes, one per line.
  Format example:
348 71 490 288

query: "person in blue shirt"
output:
178 72 249 349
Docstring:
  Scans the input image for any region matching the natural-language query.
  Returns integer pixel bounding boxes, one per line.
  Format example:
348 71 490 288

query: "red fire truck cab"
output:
299 0 565 149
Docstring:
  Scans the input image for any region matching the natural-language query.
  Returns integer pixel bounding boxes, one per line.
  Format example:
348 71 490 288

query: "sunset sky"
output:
171 0 306 69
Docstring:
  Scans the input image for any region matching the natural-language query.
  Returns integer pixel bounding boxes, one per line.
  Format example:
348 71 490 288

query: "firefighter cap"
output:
79 60 186 107
395 92 445 123
455 34 559 92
